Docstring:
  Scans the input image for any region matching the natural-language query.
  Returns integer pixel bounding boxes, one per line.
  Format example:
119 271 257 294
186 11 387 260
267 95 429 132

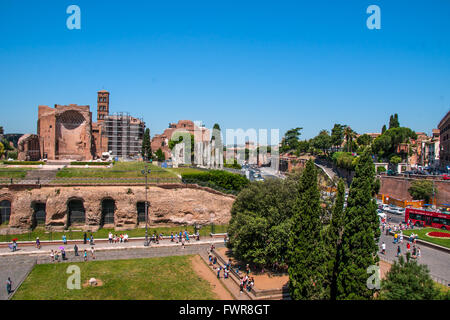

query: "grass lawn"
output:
13 255 218 300
0 168 34 179
55 162 179 180
166 167 206 176
0 225 229 242
402 228 450 249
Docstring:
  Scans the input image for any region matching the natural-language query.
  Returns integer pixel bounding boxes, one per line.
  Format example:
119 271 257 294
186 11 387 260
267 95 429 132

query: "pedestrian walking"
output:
217 266 221 279
83 249 88 261
417 247 421 258
108 232 113 244
91 246 95 259
171 232 174 242
181 237 185 249
50 250 55 262
62 234 67 245
406 242 411 252
396 245 401 257
74 244 79 256
83 232 87 244
61 248 66 261
6 277 12 295
36 237 41 249
239 278 244 294
381 242 386 254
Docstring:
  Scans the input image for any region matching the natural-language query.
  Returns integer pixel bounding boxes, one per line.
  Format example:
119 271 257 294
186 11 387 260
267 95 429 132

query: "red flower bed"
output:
427 231 450 238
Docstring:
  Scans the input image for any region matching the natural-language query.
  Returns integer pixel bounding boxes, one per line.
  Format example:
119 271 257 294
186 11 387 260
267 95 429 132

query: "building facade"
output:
438 110 450 170
104 113 145 159
151 120 210 160
18 90 146 161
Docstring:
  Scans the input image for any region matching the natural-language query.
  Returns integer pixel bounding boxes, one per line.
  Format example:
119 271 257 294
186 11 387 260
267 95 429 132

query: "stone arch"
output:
0 200 11 225
31 201 46 229
67 198 86 228
100 198 116 227
136 201 149 224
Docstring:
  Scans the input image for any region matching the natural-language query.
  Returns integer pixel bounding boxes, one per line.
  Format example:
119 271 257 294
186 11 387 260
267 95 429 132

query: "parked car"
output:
442 174 450 181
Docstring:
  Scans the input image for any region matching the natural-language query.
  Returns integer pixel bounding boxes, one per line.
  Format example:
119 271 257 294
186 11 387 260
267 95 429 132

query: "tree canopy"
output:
380 256 443 300
281 127 302 153
227 176 300 268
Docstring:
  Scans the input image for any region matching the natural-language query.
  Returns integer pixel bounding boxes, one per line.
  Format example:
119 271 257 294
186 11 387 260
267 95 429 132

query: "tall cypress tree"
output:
325 178 346 300
288 160 326 299
142 128 151 160
381 124 386 134
336 148 380 299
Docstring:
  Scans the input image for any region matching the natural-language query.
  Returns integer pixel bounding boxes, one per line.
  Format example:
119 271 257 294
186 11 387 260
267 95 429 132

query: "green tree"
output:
408 180 434 203
288 160 326 299
228 177 299 268
141 128 151 160
390 155 402 167
336 149 380 300
281 127 302 153
296 140 310 154
389 114 400 129
155 148 165 162
331 124 345 151
0 142 4 159
325 178 346 300
312 130 332 155
380 256 441 300
343 126 357 152
381 124 387 134
357 134 373 147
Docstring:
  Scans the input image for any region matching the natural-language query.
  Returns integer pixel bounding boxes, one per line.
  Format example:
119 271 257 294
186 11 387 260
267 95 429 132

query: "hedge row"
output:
181 170 249 193
70 162 112 166
2 161 45 165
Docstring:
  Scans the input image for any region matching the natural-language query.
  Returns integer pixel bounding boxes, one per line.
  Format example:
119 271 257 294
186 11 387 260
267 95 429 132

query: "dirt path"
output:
190 255 234 300
216 247 288 291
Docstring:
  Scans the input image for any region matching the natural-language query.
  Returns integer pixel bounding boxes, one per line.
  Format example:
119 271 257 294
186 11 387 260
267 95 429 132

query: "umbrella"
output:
59 246 65 250
12 238 18 241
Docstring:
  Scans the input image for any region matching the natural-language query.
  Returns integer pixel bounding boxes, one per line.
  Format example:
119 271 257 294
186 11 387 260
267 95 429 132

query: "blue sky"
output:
0 0 449 142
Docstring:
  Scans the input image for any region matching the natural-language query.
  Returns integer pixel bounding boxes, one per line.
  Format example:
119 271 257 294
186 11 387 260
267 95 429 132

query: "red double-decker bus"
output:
405 208 450 230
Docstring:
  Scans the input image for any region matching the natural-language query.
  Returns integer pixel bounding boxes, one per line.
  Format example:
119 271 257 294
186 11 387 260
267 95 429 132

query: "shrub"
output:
181 170 249 193
70 162 111 166
6 151 18 160
377 166 387 173
2 161 45 165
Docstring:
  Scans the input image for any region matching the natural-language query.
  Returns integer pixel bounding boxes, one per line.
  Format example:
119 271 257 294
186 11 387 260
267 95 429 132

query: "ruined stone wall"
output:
0 185 235 232
379 176 450 205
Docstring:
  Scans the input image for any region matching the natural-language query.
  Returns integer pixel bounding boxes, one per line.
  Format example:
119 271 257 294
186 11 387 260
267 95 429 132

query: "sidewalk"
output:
0 237 225 257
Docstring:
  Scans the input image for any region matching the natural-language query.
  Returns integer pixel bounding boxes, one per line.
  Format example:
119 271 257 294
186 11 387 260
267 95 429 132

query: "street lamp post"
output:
142 165 151 246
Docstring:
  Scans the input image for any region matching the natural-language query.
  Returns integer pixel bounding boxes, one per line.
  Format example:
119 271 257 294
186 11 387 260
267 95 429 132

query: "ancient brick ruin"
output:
0 185 234 232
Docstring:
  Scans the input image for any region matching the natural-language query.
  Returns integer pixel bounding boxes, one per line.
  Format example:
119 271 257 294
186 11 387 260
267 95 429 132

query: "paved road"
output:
378 231 450 285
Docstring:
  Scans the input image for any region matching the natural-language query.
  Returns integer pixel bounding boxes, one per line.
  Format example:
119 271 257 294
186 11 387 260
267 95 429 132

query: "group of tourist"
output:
49 245 96 262
169 230 200 247
108 232 129 244
206 244 256 294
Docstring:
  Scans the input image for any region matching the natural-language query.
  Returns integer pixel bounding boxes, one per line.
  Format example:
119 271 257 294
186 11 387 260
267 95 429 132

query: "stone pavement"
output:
0 255 36 300
378 231 450 285
0 237 226 300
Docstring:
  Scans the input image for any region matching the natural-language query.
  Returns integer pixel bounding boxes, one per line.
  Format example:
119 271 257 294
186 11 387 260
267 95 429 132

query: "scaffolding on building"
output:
103 112 145 159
